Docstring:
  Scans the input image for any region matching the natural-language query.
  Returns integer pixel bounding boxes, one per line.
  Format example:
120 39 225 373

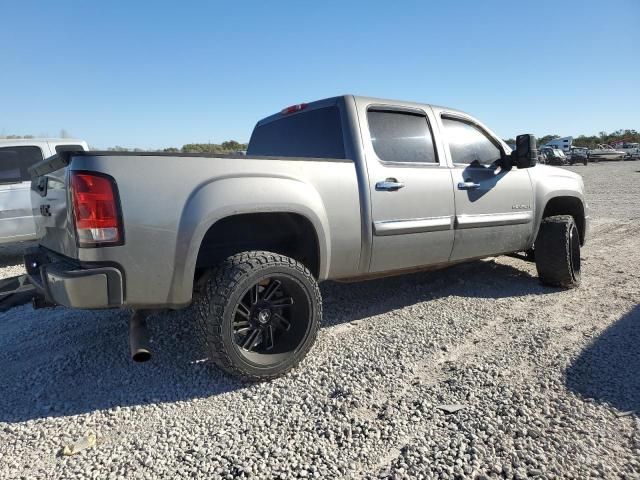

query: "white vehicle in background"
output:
611 141 640 159
538 146 569 165
543 136 573 156
0 138 89 244
587 144 627 161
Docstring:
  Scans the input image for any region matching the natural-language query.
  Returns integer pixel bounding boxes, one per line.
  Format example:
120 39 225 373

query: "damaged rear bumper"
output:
25 247 124 309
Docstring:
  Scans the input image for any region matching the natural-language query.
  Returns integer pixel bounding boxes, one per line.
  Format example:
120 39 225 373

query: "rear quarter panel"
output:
67 154 361 307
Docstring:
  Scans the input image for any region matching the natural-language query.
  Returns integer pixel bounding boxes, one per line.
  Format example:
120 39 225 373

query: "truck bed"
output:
29 151 361 308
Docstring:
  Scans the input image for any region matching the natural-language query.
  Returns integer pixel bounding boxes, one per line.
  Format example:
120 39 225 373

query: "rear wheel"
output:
196 251 321 381
534 215 581 288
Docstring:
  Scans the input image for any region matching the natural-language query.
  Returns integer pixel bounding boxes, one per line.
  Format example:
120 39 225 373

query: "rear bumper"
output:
25 247 123 309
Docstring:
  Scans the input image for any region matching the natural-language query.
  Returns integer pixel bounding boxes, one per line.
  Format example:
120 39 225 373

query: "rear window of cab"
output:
247 106 346 159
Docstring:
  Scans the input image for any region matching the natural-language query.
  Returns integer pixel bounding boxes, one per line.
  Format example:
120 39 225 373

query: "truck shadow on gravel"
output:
320 259 554 326
565 305 640 413
0 258 553 423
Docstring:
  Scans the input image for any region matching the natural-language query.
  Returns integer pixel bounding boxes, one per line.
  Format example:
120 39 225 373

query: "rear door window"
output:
367 109 437 164
0 146 44 183
441 117 501 166
247 106 346 159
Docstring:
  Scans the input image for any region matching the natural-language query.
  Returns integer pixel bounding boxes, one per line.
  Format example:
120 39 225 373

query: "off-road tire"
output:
196 251 322 381
535 215 581 288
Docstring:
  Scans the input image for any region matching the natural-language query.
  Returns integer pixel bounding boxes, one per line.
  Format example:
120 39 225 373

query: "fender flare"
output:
167 174 331 305
531 189 587 246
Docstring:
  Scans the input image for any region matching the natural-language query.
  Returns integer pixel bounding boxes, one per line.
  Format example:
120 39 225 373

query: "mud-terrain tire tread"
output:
535 215 581 288
195 251 322 381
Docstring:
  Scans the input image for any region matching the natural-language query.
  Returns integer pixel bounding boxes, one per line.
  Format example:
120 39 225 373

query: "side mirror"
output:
511 134 537 169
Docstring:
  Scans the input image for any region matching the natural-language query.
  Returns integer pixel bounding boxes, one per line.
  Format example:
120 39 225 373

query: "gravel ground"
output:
1 161 639 479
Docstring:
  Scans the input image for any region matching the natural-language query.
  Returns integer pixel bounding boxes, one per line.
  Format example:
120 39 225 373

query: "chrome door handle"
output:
376 179 405 191
457 181 480 190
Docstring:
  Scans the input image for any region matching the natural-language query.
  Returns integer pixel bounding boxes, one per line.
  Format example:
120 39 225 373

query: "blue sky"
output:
2 0 638 149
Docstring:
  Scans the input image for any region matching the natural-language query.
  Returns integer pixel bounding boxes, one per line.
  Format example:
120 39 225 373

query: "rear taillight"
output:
70 172 123 247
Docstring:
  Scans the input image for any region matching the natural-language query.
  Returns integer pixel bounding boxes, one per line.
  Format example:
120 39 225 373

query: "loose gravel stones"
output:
0 161 639 479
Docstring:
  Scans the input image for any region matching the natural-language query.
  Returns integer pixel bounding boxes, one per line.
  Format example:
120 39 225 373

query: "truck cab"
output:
347 98 536 271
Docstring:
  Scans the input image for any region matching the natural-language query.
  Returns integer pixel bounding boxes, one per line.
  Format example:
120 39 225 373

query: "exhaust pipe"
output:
129 310 152 362
32 295 56 310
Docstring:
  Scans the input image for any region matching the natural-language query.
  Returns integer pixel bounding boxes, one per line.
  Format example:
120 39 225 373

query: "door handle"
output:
457 181 480 190
376 178 405 191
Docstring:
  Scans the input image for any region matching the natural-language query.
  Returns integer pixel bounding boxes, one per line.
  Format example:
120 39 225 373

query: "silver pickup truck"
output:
25 95 588 380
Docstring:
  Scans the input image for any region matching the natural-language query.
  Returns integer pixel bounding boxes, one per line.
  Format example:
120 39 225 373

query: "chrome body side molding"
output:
455 211 533 229
373 216 453 236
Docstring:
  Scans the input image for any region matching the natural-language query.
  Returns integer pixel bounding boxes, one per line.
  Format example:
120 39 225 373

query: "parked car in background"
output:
611 141 640 159
568 146 589 166
24 95 588 380
543 136 573 156
0 138 89 244
539 146 568 165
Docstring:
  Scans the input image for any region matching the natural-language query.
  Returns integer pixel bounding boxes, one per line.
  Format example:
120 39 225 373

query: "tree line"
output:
0 134 248 154
4 129 639 152
160 140 248 154
98 141 248 153
503 129 640 149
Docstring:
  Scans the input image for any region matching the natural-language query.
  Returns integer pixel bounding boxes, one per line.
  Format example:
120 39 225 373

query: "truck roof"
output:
255 95 469 127
353 95 468 116
0 138 87 145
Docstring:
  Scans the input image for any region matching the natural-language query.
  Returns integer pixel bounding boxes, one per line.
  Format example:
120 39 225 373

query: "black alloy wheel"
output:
231 275 311 367
196 251 322 380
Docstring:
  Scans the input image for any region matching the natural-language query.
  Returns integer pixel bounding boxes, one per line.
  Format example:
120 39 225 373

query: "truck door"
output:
438 114 534 261
362 105 456 273
0 145 43 244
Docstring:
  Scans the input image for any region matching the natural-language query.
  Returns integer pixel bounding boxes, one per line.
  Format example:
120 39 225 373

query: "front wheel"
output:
196 251 322 381
535 215 581 288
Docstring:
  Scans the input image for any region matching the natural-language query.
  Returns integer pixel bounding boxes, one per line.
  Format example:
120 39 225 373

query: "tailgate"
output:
29 153 78 258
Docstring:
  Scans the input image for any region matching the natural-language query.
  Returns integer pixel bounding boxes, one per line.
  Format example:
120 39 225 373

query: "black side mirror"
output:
499 150 513 171
511 134 537 169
